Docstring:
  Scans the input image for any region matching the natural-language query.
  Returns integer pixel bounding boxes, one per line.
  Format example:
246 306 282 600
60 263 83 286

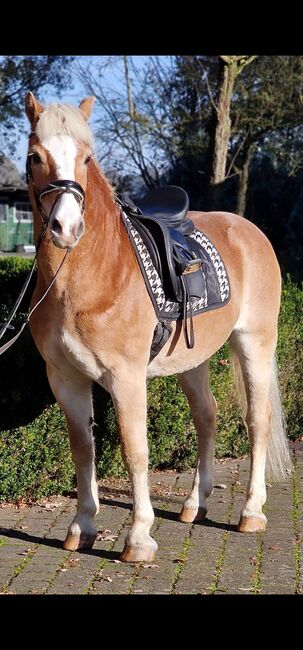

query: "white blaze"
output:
41 134 82 236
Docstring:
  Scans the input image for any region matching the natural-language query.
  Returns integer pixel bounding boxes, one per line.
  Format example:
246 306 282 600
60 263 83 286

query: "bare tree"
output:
208 55 257 209
230 56 303 215
72 56 175 191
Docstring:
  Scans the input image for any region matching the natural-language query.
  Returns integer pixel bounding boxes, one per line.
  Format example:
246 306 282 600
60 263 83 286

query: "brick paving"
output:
0 443 302 595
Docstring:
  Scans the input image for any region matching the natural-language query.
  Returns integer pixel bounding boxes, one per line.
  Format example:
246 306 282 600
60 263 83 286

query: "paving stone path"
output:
0 443 302 595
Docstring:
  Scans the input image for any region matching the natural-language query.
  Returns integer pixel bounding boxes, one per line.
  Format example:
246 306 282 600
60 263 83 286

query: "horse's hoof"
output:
179 506 207 523
237 515 266 533
120 541 157 563
63 532 97 551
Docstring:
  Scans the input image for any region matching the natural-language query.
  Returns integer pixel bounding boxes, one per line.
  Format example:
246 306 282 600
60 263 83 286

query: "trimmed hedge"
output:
0 258 54 431
0 257 302 501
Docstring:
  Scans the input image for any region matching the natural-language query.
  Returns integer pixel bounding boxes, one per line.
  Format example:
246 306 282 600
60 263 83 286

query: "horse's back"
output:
189 210 278 258
187 210 282 345
189 209 281 294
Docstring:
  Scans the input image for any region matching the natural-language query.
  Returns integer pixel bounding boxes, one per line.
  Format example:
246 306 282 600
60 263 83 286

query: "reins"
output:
0 229 69 356
0 146 85 357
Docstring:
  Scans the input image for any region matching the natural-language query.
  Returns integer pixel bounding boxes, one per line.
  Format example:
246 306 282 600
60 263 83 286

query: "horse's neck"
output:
35 162 133 302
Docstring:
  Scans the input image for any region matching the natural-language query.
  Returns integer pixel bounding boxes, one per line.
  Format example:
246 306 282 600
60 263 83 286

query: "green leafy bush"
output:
0 404 74 501
276 275 303 439
0 256 34 310
0 261 54 430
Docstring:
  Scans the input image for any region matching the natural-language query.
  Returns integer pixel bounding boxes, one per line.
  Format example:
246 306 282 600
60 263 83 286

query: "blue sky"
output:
6 55 159 174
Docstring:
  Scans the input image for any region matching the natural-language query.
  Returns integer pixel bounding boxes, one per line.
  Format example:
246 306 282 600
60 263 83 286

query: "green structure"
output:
0 184 34 252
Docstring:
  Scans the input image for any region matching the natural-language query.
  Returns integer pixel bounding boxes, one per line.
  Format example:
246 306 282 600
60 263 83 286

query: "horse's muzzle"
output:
50 218 85 250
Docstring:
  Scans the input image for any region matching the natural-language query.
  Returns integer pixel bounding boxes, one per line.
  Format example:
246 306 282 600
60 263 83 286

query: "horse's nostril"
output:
77 220 85 238
71 220 85 240
52 218 63 235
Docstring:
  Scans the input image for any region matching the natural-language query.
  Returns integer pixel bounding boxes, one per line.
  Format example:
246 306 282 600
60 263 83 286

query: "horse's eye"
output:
32 152 41 164
85 156 91 165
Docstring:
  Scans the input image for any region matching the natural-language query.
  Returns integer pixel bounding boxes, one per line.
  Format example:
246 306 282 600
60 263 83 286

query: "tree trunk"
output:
209 59 237 209
208 55 257 211
236 141 253 216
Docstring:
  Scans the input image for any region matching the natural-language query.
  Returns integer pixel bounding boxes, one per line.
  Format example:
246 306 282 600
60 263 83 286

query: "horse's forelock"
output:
35 103 94 149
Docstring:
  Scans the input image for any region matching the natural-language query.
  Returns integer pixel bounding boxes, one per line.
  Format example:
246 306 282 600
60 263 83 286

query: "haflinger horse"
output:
24 91 291 562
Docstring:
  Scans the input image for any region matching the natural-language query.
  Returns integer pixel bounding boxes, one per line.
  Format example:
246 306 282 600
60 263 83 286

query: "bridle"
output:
0 133 87 355
26 142 86 226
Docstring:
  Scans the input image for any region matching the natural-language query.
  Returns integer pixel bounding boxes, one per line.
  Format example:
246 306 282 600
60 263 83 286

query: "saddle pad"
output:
122 211 231 322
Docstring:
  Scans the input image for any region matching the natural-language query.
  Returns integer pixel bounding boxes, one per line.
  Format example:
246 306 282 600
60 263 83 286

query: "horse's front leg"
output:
109 369 157 563
47 364 99 551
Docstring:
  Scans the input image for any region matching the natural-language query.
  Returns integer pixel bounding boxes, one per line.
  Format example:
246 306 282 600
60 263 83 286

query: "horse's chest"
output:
44 327 106 381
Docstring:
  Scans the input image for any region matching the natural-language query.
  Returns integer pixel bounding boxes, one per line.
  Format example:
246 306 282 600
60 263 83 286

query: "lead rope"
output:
0 233 69 356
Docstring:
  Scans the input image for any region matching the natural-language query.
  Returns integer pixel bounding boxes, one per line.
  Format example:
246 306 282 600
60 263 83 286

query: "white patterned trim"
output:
123 212 166 311
122 212 230 317
191 229 230 301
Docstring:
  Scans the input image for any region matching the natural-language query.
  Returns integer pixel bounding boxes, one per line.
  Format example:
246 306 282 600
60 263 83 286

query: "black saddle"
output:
137 185 190 231
118 186 206 348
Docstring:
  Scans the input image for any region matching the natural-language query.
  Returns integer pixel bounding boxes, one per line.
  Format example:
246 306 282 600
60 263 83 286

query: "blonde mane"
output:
35 103 94 149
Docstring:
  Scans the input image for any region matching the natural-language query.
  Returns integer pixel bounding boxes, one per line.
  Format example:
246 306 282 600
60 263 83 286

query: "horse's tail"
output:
231 352 292 481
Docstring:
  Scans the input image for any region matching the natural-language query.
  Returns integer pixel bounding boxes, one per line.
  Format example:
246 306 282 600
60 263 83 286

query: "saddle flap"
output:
120 187 207 304
137 219 206 303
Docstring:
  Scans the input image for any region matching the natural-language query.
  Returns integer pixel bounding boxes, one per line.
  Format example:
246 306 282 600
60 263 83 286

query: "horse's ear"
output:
25 92 44 127
79 96 95 120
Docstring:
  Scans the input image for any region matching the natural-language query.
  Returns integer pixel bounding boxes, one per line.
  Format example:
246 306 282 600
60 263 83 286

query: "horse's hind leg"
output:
229 329 276 532
178 362 216 523
47 364 99 550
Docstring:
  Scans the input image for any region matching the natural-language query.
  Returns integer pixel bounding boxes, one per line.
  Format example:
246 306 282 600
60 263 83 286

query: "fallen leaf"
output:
97 533 118 542
268 545 282 551
64 558 80 568
219 359 229 365
97 529 118 542
37 501 62 510
19 548 35 556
